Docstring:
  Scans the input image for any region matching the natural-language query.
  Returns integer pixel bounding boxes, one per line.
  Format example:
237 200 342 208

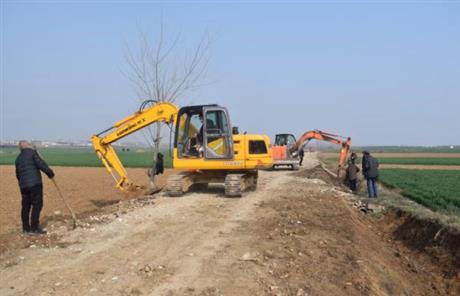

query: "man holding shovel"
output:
15 141 55 234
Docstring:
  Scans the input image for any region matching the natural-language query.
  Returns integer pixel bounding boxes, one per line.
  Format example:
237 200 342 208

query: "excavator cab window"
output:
275 135 287 146
203 107 233 159
175 105 233 159
249 140 268 154
286 135 296 146
275 134 296 146
176 111 202 158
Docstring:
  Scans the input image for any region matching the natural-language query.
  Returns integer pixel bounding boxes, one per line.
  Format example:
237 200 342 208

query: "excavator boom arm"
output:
91 101 179 190
295 130 343 149
294 130 352 176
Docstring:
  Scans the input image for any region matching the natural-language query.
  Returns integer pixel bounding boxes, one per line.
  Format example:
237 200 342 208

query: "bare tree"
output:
123 24 211 192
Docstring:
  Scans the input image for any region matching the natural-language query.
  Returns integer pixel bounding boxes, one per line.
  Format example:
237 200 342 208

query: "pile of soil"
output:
293 165 343 186
245 175 454 295
303 164 460 293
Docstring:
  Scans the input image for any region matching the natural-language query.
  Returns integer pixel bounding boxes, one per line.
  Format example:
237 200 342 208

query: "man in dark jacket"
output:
298 148 305 166
362 151 379 198
155 152 164 175
345 159 360 192
15 141 55 234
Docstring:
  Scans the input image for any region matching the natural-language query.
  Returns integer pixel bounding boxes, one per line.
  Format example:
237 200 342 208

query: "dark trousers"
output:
366 178 378 198
349 179 357 192
20 184 43 231
299 157 304 166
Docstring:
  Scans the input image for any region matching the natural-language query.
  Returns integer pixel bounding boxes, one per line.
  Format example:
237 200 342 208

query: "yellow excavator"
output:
91 100 273 197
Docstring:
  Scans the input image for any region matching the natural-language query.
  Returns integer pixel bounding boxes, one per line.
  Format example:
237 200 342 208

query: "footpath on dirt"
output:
0 154 458 296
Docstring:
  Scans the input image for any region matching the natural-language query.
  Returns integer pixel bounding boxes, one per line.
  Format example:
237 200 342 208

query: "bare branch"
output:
122 22 211 190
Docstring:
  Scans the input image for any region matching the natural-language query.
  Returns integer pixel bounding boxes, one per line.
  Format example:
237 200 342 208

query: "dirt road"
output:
0 155 457 295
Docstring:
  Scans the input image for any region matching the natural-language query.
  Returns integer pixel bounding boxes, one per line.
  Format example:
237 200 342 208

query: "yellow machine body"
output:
92 100 272 191
172 134 272 171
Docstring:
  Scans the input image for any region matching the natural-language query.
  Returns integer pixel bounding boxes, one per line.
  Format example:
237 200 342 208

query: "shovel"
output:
51 178 78 229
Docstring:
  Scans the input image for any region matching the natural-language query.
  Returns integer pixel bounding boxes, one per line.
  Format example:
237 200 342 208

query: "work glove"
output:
47 171 55 179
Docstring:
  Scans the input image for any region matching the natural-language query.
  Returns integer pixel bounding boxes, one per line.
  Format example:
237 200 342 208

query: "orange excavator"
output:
272 130 351 176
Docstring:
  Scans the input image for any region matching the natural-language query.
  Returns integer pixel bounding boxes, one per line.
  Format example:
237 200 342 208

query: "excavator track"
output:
167 171 259 197
224 174 244 197
165 173 193 197
224 171 258 197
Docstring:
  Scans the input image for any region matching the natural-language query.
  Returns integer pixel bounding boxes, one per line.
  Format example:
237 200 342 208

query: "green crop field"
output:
379 169 460 215
0 147 172 168
325 157 460 166
354 146 460 153
321 146 460 153
374 158 460 166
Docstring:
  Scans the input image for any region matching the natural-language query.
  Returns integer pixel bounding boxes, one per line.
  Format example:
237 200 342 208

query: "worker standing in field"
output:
15 141 55 234
362 151 379 198
155 152 164 175
298 148 305 166
346 159 360 192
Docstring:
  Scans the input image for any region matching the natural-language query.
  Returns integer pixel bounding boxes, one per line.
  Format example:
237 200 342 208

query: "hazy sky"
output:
2 2 459 146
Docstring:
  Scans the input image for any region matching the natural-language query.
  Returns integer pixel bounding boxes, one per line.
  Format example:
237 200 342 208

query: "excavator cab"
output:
273 133 300 170
274 133 297 154
175 105 234 160
169 104 271 196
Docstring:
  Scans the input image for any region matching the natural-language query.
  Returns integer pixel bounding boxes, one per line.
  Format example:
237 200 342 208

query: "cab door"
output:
203 107 234 159
286 134 296 149
286 134 297 157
